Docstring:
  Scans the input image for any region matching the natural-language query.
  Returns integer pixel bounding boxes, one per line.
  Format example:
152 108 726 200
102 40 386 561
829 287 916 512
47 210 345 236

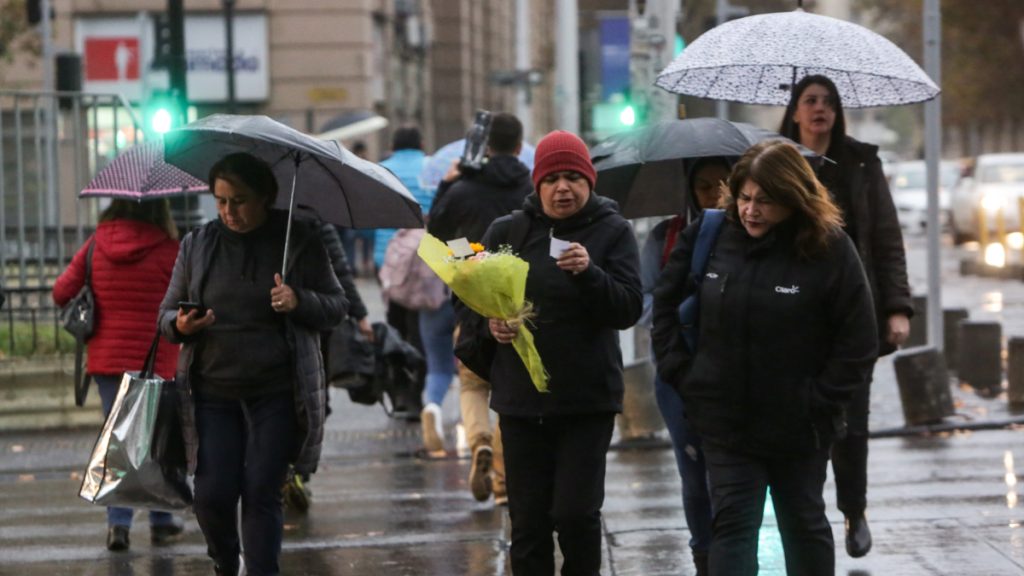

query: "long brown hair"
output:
99 198 178 239
722 141 843 259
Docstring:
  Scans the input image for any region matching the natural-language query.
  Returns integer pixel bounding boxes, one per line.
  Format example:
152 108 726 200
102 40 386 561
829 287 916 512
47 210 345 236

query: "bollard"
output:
617 359 663 441
943 308 969 372
1008 337 1024 405
957 321 1003 393
893 346 954 426
616 325 664 442
906 295 929 348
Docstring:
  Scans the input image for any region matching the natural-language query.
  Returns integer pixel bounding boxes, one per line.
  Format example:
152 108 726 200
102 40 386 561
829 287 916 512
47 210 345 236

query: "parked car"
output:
949 153 1024 244
886 159 960 235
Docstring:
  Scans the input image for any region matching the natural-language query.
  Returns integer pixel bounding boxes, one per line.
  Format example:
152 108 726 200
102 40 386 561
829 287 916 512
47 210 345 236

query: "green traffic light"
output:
619 105 636 126
151 108 173 134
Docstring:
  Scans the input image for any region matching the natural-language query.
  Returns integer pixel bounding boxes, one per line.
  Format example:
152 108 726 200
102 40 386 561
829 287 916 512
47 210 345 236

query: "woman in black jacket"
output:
481 130 642 575
780 74 913 558
158 153 346 576
652 141 878 576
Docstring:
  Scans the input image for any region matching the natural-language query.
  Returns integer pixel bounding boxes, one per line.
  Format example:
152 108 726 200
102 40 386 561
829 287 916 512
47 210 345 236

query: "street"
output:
1 234 1024 575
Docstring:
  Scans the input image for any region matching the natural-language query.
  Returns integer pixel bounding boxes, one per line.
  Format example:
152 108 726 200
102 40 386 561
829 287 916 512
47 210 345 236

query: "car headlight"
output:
981 192 1005 212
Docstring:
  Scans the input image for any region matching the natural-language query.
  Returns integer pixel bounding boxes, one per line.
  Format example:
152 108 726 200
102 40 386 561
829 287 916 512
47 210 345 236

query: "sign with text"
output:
75 13 269 103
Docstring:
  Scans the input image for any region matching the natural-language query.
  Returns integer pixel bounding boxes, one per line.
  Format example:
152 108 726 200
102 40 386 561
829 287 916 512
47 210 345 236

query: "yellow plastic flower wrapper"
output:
417 233 549 392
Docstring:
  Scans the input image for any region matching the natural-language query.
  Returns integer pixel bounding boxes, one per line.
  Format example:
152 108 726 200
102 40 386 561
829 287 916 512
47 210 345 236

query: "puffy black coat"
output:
319 222 367 320
652 216 878 457
427 155 534 243
479 193 642 417
822 136 912 356
159 213 346 476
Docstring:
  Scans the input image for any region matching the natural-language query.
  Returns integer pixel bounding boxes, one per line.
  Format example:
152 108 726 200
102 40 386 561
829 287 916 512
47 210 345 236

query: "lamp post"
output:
223 0 237 113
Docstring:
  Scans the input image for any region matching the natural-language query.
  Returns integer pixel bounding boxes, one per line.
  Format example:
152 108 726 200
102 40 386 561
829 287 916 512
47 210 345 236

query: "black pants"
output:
193 391 297 576
501 413 616 576
831 372 872 516
703 444 834 576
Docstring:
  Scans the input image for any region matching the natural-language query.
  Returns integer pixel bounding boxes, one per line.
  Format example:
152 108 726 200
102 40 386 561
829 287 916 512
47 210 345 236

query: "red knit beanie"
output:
531 130 597 190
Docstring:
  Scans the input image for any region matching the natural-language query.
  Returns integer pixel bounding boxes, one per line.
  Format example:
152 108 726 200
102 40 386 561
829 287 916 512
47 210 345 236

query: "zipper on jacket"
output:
720 273 729 294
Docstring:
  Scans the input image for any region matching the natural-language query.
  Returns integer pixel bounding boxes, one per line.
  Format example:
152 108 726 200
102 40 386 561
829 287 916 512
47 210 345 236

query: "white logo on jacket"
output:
775 285 800 294
706 272 719 279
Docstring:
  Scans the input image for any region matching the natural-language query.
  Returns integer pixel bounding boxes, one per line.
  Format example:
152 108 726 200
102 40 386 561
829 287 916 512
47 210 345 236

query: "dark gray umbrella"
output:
591 118 818 219
163 114 423 278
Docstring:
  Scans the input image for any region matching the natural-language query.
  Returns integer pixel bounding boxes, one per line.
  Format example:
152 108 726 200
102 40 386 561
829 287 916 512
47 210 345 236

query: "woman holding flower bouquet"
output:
478 130 642 575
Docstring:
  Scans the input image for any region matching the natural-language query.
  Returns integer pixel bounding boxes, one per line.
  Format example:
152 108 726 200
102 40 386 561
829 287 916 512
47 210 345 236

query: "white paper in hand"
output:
549 237 571 259
447 237 475 258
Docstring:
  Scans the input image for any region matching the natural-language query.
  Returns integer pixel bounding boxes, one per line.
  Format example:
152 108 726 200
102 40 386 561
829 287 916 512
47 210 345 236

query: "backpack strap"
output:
689 209 725 284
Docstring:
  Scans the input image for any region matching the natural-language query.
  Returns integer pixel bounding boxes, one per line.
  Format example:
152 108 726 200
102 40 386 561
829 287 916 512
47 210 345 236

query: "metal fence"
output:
1 90 143 357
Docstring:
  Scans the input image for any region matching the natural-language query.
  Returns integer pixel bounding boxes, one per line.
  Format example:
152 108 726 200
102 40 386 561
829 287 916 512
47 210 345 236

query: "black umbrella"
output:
591 118 818 219
163 114 424 278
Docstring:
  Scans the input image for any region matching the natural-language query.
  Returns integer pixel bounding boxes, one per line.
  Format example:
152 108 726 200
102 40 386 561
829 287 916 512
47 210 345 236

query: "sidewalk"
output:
0 237 1023 574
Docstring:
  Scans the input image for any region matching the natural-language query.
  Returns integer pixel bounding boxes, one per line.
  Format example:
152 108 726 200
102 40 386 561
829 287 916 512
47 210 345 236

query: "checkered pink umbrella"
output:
80 140 208 200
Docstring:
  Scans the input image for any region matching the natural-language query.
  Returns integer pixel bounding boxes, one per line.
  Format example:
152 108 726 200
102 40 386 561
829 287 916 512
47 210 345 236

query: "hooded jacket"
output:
652 216 878 457
158 212 346 475
479 193 642 417
427 154 534 243
53 220 179 379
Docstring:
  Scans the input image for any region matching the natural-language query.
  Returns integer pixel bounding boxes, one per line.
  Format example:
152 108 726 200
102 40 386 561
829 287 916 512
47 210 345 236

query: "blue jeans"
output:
418 300 455 407
95 375 177 529
654 374 712 553
193 391 297 576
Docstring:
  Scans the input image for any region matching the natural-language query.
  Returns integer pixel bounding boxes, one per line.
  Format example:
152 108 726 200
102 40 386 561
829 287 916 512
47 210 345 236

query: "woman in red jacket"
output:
53 199 183 552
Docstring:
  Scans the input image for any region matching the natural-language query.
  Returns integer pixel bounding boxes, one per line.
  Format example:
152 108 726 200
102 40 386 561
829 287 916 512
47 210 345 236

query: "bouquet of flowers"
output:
417 233 548 392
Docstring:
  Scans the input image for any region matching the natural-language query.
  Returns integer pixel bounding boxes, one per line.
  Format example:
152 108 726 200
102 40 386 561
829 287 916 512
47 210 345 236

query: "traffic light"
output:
592 93 638 134
144 89 183 136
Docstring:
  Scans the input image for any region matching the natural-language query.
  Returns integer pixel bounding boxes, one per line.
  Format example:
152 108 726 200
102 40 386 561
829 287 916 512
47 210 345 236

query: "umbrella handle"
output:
281 151 301 283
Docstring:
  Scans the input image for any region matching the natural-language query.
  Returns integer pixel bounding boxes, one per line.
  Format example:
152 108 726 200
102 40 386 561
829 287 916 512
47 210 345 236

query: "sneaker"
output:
150 516 185 545
421 403 445 455
469 445 494 501
282 471 312 513
106 525 130 552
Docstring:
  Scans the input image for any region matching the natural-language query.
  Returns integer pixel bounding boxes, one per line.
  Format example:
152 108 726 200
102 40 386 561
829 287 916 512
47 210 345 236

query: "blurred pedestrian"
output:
52 199 183 552
158 152 346 576
639 156 732 575
780 74 912 558
282 220 370 513
652 141 879 576
376 127 433 422
428 112 533 505
479 130 642 574
340 140 374 277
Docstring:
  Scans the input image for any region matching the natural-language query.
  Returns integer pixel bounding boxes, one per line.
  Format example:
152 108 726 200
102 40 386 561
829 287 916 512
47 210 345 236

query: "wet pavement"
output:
2 236 1024 575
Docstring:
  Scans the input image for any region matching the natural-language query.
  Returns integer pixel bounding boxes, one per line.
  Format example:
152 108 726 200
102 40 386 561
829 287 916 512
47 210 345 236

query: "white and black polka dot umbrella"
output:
656 9 940 108
80 140 207 200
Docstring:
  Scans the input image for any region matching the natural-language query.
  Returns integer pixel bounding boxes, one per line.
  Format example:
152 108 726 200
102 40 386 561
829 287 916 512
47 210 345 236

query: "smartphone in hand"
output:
177 301 207 315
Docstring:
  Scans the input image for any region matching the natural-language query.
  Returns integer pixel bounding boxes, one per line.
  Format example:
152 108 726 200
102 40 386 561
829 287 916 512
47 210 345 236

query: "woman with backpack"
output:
652 141 878 575
638 156 732 576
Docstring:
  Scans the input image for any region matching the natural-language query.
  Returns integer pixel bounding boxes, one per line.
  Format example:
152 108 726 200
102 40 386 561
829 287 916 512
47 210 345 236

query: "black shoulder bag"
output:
60 239 96 407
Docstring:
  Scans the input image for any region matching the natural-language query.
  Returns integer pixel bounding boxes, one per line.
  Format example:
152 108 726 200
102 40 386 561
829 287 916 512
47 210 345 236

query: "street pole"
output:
628 0 652 127
555 0 580 133
223 0 237 113
924 0 943 349
515 0 533 140
715 0 728 119
650 0 679 122
40 0 59 234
